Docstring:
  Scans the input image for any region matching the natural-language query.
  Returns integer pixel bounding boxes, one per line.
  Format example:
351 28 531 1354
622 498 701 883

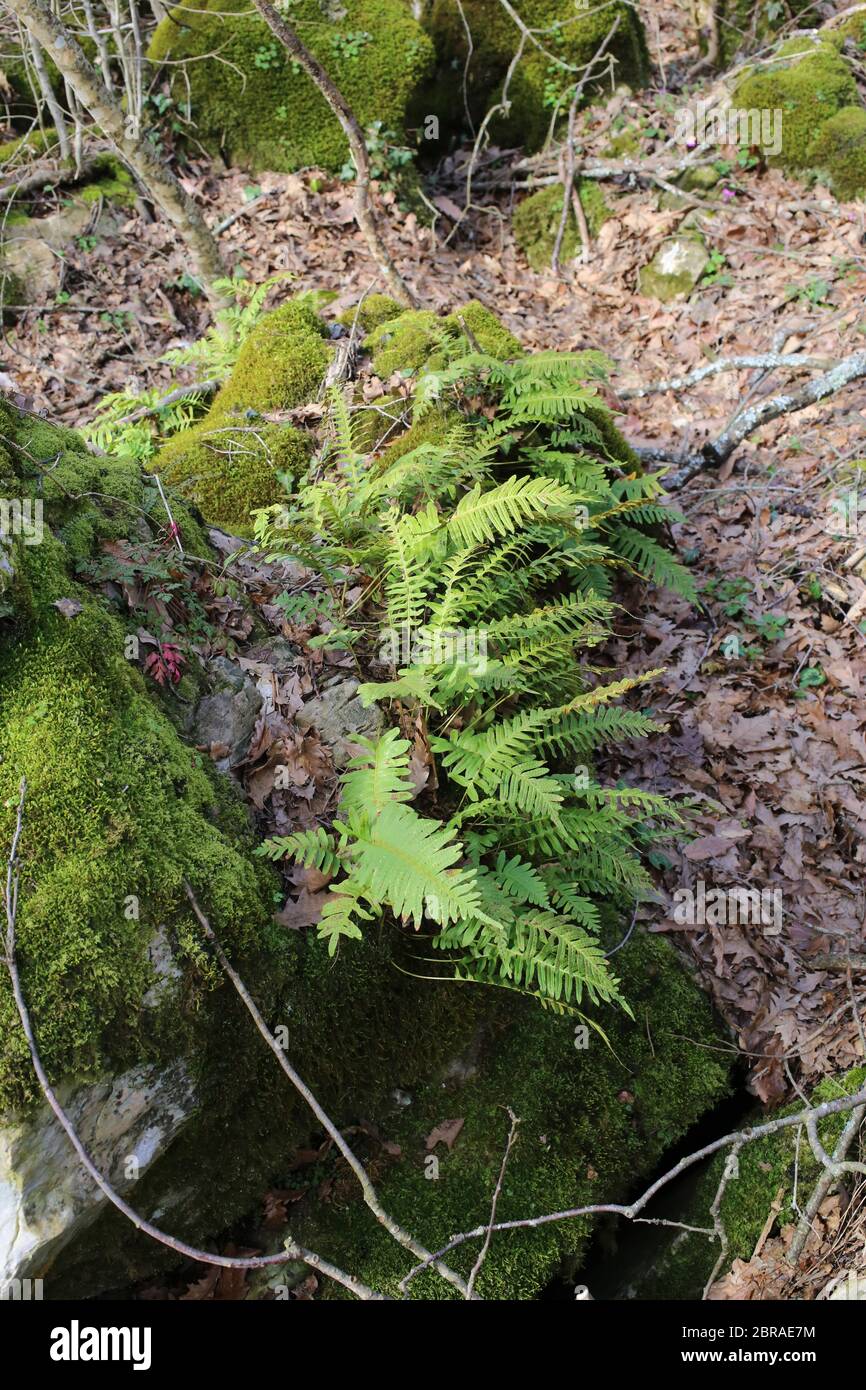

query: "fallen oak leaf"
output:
425 1118 465 1152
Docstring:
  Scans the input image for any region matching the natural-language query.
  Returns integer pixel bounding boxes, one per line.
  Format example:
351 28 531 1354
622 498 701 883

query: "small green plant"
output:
785 277 832 308
340 121 414 192
76 233 98 253
702 576 753 617
700 249 733 287
330 30 372 62
794 665 826 698
253 41 282 70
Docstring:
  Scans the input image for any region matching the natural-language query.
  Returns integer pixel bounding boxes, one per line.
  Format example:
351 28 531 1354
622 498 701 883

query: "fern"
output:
257 336 693 1009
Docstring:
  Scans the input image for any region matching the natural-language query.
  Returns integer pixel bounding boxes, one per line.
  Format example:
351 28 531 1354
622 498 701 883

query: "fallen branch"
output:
618 353 835 400
401 1079 866 1287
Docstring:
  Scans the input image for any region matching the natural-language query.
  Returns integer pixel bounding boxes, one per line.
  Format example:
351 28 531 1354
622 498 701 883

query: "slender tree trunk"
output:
4 0 227 308
250 0 416 308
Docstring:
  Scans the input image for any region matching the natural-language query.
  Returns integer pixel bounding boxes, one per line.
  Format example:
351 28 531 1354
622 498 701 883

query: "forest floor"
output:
5 0 866 1301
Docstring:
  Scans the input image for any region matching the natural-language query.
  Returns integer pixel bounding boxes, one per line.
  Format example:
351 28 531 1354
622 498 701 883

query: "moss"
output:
337 293 404 334
0 127 58 168
806 105 866 200
295 930 731 1299
0 403 278 1110
152 299 330 533
733 38 859 174
148 0 434 174
366 300 523 378
442 299 523 359
75 154 137 208
513 181 612 272
421 1 648 152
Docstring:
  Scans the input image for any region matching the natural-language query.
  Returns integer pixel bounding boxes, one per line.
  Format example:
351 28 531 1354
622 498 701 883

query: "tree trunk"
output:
250 0 416 308
4 0 227 308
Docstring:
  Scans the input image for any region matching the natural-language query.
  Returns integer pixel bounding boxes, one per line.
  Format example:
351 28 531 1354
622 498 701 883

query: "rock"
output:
142 928 183 1010
639 236 709 302
192 656 263 769
0 1062 195 1285
295 677 383 767
1 202 119 306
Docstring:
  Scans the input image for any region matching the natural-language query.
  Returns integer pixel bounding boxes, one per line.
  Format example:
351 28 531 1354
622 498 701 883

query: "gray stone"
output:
295 678 382 767
639 235 709 302
192 658 263 769
0 1061 196 1285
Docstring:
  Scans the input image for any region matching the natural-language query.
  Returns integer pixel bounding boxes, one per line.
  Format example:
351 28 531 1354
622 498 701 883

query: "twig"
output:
215 188 278 236
465 1108 520 1299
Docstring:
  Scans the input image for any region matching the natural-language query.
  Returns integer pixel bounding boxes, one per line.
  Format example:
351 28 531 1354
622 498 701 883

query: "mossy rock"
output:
148 0 434 174
732 37 859 175
806 105 866 201
152 298 331 534
365 299 523 378
292 930 732 1299
512 181 612 272
418 0 649 152
0 402 276 1109
639 234 709 302
336 292 404 334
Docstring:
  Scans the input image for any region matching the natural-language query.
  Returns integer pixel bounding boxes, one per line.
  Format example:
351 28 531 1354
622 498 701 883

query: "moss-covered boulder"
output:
364 298 523 378
418 0 648 151
806 105 866 201
732 36 859 177
291 931 731 1299
0 404 273 1109
639 234 709 303
0 307 733 1299
512 181 611 271
148 0 434 174
153 298 331 533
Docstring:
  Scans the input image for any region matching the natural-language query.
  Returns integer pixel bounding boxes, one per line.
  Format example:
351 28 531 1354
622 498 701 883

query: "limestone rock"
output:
0 1062 195 1285
295 678 383 767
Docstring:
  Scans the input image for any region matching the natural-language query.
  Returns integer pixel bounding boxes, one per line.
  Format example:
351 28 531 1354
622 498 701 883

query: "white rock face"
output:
0 1061 195 1287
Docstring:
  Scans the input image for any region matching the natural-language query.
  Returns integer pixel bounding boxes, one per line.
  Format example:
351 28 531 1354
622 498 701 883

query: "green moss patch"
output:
806 105 866 200
513 181 612 272
296 930 731 1299
152 298 330 533
365 299 523 378
148 0 434 174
